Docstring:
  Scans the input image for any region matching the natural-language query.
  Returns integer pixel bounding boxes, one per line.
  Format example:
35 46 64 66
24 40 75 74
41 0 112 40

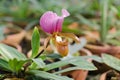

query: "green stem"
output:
100 0 109 43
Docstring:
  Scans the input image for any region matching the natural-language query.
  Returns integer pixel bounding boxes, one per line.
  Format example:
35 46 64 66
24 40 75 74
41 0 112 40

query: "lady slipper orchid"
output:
40 9 70 34
40 9 80 57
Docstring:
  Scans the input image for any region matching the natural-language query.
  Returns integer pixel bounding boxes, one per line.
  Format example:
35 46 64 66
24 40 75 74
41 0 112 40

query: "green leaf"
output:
44 56 97 71
0 44 26 61
69 58 97 70
0 58 11 71
32 58 46 69
75 14 99 30
106 39 120 46
44 60 69 71
0 25 5 40
9 58 26 73
0 74 5 80
28 70 73 80
26 75 50 80
62 26 83 35
54 67 87 74
47 53 62 59
83 55 103 63
107 30 120 39
102 54 120 71
29 62 38 70
100 0 110 42
31 27 40 58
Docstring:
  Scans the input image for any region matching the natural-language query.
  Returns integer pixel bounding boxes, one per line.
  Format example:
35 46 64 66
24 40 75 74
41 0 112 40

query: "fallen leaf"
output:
1 30 26 52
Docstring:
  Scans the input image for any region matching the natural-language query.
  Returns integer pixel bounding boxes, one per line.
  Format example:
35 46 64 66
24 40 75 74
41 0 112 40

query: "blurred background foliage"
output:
0 0 120 43
0 0 120 27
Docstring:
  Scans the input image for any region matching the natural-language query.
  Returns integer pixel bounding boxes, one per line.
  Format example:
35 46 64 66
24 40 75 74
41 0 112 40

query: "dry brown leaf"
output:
68 22 79 29
99 70 120 80
84 31 99 43
99 72 107 80
1 30 26 52
25 30 33 41
109 27 116 34
85 44 120 58
4 78 24 80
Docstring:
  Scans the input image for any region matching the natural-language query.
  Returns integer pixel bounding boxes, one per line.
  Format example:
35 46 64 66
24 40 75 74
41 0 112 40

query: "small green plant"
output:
0 9 99 80
0 27 98 80
100 0 110 43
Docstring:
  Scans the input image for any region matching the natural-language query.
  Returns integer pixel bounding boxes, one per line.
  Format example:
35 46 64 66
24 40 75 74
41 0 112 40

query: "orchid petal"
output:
62 9 70 17
58 33 80 43
55 40 69 57
40 11 58 34
40 9 70 34
53 18 63 32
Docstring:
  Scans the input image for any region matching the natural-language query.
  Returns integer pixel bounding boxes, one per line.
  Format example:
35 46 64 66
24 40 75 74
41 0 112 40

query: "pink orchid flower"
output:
40 9 70 34
39 9 79 57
